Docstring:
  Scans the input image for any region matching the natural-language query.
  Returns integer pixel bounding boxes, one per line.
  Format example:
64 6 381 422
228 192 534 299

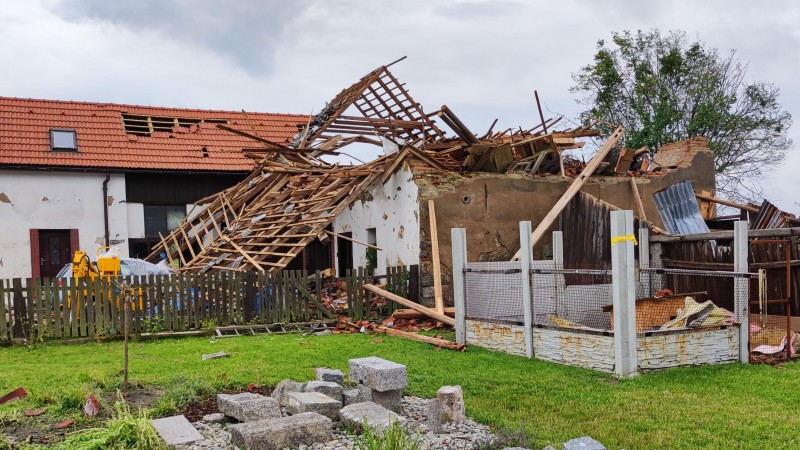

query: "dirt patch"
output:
181 384 273 423
2 416 77 446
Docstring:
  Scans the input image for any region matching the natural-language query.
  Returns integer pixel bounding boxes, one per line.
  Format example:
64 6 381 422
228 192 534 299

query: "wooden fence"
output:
0 265 413 341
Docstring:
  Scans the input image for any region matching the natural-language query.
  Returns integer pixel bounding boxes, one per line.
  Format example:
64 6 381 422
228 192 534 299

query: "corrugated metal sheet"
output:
751 200 787 230
653 180 711 235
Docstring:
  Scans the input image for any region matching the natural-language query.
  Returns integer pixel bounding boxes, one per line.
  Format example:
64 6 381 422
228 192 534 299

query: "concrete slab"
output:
348 356 408 392
286 391 342 419
315 367 345 385
304 380 344 402
229 412 332 450
339 401 406 432
217 392 280 422
151 415 203 448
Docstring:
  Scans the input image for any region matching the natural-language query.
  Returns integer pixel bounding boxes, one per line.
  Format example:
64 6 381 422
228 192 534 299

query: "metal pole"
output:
451 228 468 345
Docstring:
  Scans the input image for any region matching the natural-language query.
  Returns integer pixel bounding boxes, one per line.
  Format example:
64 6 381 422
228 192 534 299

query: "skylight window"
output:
50 129 77 151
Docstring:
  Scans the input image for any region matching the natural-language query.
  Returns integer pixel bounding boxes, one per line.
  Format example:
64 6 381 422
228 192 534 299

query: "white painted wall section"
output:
0 170 128 279
332 162 420 275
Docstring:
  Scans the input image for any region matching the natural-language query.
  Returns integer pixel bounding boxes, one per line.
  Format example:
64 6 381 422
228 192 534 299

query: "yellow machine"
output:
71 247 121 280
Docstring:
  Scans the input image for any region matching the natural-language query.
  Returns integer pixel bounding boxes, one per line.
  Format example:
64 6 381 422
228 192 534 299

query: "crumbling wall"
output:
416 144 715 307
0 170 128 279
332 162 420 276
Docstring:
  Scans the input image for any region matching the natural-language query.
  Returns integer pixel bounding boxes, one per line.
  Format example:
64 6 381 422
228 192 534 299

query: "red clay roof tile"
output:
0 97 308 172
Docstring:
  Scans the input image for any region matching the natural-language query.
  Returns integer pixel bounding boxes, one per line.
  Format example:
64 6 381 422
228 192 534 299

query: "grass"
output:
1 333 799 449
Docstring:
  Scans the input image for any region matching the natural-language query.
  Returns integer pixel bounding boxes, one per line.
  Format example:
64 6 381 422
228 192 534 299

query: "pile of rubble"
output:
151 357 497 450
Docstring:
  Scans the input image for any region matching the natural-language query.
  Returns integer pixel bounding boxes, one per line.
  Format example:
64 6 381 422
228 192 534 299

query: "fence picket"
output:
0 280 6 339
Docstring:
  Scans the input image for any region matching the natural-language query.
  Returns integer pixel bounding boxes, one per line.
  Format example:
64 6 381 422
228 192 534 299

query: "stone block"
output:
271 379 304 406
315 367 345 385
150 415 204 447
343 385 372 406
217 392 280 422
436 385 465 424
286 391 342 419
304 380 343 402
229 412 332 450
339 401 406 432
562 436 606 450
371 389 403 413
427 399 442 433
201 412 225 423
348 356 408 392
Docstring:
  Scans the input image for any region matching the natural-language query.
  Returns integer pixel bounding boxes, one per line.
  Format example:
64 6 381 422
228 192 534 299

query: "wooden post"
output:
734 221 749 364
12 279 25 338
428 200 445 314
451 228 467 345
123 284 130 396
520 221 534 358
611 210 637 377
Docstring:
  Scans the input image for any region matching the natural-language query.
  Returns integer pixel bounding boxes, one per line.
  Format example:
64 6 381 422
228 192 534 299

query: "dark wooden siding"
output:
125 172 247 204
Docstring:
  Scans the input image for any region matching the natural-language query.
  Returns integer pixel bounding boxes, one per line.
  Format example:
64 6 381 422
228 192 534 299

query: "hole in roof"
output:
121 113 228 137
202 147 209 158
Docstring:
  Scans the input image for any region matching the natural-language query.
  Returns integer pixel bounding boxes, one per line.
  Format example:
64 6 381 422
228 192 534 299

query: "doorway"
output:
336 232 353 276
36 229 74 278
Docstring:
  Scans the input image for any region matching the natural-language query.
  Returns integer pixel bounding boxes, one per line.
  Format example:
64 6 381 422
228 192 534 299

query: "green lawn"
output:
1 333 799 449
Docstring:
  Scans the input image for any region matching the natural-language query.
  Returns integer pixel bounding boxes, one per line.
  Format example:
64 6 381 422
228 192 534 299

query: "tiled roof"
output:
0 97 309 172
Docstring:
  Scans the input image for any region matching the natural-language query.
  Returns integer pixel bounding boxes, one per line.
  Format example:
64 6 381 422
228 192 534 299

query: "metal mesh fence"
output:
637 267 751 334
464 261 523 323
531 268 613 331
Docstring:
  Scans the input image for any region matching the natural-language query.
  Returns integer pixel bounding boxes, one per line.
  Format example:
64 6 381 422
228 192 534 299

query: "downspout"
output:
102 172 110 247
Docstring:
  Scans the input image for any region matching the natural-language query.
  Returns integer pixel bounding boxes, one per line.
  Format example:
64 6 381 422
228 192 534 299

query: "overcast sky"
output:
2 0 798 213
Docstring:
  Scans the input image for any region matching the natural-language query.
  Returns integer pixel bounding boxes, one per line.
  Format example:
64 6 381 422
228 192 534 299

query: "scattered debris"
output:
0 387 28 405
23 409 46 417
363 284 454 326
54 419 76 429
83 393 100 417
202 351 231 360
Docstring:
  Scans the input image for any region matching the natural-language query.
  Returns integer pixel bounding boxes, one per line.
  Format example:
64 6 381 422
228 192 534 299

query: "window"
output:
50 129 77 151
143 205 186 238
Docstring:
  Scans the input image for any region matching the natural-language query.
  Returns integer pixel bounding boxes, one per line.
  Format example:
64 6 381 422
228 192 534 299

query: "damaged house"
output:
0 97 307 279
145 59 718 309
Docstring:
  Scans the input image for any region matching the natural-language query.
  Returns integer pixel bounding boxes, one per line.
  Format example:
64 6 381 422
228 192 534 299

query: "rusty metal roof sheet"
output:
653 180 710 235
751 199 787 230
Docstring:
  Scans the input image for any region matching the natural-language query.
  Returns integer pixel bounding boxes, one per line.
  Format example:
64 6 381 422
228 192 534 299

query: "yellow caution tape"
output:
611 234 638 246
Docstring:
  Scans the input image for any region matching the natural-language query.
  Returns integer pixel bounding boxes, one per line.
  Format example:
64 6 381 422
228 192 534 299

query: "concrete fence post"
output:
520 221 534 358
611 210 637 377
552 231 565 317
639 226 650 291
734 221 749 364
451 228 468 345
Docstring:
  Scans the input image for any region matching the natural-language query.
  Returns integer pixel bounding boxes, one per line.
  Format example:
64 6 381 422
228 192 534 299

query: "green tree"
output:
571 29 792 200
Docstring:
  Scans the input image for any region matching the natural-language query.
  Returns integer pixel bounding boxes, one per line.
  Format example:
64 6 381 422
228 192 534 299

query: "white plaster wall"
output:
332 162 419 275
0 170 128 279
127 203 145 239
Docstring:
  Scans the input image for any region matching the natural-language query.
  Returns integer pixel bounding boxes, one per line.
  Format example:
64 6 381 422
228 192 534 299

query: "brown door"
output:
38 230 72 278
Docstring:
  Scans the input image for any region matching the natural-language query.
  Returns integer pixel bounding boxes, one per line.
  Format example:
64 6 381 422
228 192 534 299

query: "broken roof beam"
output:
694 192 800 226
437 105 479 144
511 126 625 260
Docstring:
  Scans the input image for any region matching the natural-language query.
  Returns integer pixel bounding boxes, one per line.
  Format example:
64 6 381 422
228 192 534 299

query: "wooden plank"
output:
0 280 6 340
427 200 445 314
92 277 102 336
512 126 625 260
363 284 455 326
70 278 79 338
55 279 65 338
629 177 647 222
